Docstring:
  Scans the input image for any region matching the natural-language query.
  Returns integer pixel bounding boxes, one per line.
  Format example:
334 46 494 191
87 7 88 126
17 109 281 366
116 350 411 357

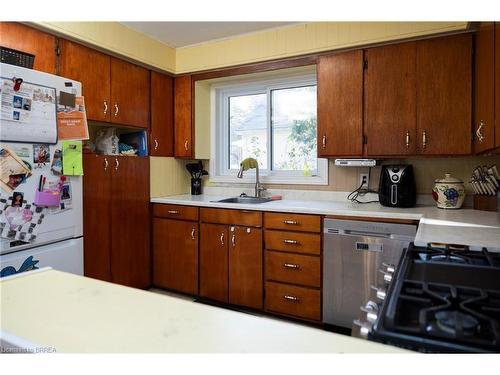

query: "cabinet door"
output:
474 22 495 153
83 154 112 281
110 57 150 128
151 71 174 156
174 75 193 157
0 22 57 74
153 218 198 294
416 34 472 155
317 50 363 157
59 39 111 122
496 23 500 147
110 156 150 288
365 42 417 156
200 223 228 302
229 226 263 309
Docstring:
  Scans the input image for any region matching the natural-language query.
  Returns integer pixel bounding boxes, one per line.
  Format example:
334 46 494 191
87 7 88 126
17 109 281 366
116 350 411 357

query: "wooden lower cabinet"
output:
200 222 263 309
200 223 228 302
153 218 198 294
228 226 263 310
265 281 321 321
83 154 150 289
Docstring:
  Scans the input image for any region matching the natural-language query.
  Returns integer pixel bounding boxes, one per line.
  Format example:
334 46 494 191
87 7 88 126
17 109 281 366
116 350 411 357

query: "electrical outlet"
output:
359 173 369 189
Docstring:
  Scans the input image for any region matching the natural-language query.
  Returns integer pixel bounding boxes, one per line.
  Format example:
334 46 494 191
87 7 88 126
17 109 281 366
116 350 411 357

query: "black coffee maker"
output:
378 165 416 207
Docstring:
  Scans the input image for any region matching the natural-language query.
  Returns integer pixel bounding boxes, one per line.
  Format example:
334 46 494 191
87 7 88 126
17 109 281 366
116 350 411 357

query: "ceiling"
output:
120 22 298 48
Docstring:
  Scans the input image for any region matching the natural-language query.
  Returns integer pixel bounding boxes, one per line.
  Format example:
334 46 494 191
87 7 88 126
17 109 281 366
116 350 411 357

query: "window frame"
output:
210 72 328 185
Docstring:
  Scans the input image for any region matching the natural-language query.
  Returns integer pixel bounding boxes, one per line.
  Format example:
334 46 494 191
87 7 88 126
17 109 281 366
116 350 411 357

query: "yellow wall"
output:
34 22 176 73
175 21 468 73
150 157 192 197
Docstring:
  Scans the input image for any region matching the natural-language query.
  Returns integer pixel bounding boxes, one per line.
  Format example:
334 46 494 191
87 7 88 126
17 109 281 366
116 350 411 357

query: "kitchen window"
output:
211 71 328 185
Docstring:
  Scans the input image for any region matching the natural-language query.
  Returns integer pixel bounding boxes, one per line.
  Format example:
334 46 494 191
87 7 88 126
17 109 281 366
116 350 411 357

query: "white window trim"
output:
209 72 328 186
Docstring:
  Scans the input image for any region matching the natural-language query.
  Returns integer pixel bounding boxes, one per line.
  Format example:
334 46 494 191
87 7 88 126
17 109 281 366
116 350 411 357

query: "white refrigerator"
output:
0 63 83 277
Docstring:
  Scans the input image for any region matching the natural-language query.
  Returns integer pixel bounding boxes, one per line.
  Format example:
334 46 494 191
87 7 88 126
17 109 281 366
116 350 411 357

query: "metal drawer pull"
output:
283 220 298 225
220 233 225 246
405 130 410 149
191 227 195 240
103 157 108 171
167 210 179 214
283 239 299 245
422 130 427 149
283 295 299 302
154 138 159 150
322 135 326 149
476 120 485 143
114 158 119 171
114 103 119 117
283 263 300 269
184 140 189 151
103 100 108 114
231 234 236 247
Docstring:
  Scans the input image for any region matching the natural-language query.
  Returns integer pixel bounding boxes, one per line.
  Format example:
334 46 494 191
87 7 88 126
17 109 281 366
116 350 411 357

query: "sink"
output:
213 196 272 204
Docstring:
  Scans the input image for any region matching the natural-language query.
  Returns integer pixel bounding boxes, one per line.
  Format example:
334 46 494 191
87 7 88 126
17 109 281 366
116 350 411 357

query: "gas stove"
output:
355 243 500 353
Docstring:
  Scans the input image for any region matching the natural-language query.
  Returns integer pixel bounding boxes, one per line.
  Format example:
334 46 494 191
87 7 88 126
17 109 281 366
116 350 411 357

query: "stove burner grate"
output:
412 243 500 267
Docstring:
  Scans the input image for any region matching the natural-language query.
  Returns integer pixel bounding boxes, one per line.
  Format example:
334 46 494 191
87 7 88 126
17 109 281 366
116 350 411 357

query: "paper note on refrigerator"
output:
62 141 83 176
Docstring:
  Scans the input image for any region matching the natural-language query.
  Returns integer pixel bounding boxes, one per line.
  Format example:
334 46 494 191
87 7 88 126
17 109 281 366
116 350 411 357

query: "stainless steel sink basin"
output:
213 196 272 204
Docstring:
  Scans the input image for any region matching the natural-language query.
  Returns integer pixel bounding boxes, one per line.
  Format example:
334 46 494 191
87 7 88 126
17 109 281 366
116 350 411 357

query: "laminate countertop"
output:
151 195 500 251
0 269 407 353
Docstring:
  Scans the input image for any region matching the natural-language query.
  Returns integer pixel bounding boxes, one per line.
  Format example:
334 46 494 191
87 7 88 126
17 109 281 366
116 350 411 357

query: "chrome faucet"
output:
237 158 266 197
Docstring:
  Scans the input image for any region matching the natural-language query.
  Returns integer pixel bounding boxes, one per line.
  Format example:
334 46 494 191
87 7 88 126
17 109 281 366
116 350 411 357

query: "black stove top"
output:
369 243 500 353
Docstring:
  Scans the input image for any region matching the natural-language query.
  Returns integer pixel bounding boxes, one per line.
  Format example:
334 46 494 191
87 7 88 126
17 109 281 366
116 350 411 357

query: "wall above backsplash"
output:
202 155 500 195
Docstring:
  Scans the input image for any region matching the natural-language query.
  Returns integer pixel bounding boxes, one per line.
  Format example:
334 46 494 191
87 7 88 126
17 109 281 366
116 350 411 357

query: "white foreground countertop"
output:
0 269 407 353
151 194 500 251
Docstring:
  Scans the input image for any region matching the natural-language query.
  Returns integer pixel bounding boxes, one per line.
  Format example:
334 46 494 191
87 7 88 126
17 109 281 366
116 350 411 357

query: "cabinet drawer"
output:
266 251 320 287
265 230 320 255
200 208 262 227
264 212 321 233
153 204 199 221
265 281 321 321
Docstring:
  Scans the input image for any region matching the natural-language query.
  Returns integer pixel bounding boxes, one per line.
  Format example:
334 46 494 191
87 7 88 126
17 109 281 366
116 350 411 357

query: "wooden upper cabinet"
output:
364 42 417 156
317 50 363 157
110 57 150 128
151 71 174 156
496 23 500 147
174 75 193 157
416 34 472 155
59 40 111 122
0 22 57 74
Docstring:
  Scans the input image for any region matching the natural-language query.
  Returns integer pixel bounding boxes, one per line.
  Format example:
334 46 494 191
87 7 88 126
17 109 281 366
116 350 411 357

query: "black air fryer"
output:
378 165 416 207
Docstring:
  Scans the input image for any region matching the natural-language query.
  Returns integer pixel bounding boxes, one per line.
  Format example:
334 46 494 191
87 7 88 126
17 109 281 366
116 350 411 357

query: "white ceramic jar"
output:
432 173 466 209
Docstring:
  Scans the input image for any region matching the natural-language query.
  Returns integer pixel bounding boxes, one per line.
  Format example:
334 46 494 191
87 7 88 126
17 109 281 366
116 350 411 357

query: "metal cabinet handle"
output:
184 140 189 151
283 220 298 225
220 232 225 246
322 135 326 149
283 263 300 269
283 295 299 302
114 103 119 117
191 227 195 240
422 130 427 149
405 130 410 149
283 239 299 245
114 157 119 171
103 157 108 171
103 100 108 114
231 234 236 248
167 210 179 214
154 138 159 150
476 120 485 143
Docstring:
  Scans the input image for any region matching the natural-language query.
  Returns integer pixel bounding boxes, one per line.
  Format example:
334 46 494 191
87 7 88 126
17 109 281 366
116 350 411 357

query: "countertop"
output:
0 269 407 353
151 194 500 251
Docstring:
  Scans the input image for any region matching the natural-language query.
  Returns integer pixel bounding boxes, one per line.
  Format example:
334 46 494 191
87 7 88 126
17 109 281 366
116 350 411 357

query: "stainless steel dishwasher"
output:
323 218 416 328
